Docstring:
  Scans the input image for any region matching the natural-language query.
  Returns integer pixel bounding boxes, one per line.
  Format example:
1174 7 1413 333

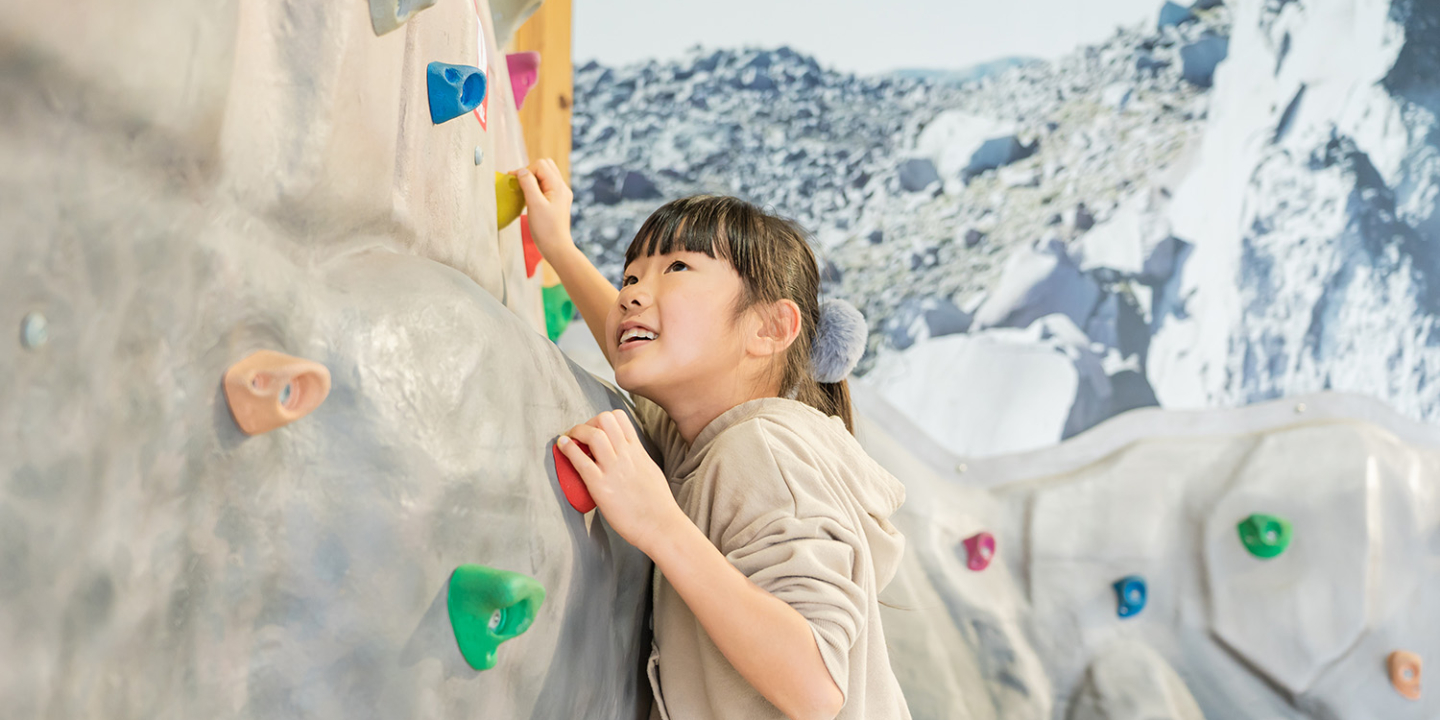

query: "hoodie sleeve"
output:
703 419 870 700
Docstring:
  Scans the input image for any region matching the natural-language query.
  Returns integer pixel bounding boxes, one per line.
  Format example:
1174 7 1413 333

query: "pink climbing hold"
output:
963 531 996 571
507 52 540 110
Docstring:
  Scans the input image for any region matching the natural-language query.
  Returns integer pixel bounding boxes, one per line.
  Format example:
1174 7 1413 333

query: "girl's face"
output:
607 250 752 402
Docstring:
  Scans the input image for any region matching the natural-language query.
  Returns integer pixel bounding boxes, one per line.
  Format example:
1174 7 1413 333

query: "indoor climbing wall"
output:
0 1 653 718
7 0 1439 717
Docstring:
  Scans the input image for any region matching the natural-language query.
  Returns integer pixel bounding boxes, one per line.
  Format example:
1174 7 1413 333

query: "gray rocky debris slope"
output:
570 4 1231 452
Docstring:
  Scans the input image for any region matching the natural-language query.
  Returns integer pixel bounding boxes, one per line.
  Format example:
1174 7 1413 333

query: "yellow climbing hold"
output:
496 172 526 230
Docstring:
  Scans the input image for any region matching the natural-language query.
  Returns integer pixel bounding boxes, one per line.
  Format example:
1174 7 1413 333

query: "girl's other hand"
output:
557 410 683 553
513 159 575 260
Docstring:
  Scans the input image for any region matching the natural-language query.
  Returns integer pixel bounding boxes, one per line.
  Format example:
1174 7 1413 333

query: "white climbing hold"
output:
368 0 439 37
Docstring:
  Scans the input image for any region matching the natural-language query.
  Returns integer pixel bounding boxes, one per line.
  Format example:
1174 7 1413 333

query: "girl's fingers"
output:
534 159 570 200
612 410 640 444
565 424 616 465
595 410 626 446
535 160 561 192
515 167 545 207
556 435 599 478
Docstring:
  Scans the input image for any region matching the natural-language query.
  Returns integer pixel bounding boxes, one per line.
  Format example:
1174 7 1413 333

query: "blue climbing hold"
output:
1114 575 1147 618
427 62 487 124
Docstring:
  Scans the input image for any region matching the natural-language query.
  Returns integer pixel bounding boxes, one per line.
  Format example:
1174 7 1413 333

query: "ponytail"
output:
817 379 855 435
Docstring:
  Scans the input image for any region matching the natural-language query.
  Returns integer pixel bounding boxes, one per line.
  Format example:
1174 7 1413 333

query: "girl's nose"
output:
618 283 651 309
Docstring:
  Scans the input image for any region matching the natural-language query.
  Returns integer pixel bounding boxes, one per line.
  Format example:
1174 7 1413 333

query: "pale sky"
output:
574 0 1163 75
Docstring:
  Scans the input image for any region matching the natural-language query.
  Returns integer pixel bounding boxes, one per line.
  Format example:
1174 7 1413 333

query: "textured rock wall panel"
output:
1 2 651 718
854 382 1440 720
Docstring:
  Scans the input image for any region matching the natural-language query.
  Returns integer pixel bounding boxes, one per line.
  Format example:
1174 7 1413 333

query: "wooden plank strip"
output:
508 0 573 181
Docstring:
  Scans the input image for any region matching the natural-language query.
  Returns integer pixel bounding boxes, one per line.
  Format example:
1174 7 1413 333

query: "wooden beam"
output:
508 0 573 181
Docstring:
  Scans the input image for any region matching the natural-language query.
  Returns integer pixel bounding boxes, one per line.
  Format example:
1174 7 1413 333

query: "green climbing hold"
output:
447 564 546 671
1237 513 1292 559
543 283 575 343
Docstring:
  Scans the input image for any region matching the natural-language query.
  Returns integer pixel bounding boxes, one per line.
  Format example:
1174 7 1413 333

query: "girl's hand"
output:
513 159 575 260
557 410 683 553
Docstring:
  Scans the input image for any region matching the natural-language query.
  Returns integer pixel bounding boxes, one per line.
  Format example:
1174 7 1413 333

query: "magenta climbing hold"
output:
506 52 540 110
427 62 487 124
963 531 996 571
1114 575 1147 618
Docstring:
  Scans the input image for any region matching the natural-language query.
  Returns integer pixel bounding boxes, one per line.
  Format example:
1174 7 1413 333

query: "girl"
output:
516 159 910 720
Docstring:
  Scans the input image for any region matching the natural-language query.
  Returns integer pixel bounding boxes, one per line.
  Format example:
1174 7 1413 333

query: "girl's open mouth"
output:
618 328 658 351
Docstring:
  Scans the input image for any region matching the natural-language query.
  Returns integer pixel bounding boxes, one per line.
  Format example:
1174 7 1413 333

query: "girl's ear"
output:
748 299 802 358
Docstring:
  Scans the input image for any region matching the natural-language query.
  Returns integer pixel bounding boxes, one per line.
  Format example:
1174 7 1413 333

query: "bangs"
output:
623 196 759 269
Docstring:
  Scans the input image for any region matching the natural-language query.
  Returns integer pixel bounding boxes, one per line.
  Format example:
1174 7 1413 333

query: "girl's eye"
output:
622 275 636 287
668 261 688 272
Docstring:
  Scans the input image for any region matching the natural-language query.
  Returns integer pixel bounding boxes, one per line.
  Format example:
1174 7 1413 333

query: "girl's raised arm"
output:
514 159 620 368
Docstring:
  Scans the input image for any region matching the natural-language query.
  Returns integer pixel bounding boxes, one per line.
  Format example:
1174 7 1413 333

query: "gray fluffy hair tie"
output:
810 298 867 383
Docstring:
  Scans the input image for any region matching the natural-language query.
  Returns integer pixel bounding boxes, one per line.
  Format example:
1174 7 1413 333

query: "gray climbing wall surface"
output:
1 1 653 718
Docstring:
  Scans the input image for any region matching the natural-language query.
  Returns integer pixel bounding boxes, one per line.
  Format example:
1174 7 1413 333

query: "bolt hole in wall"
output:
248 375 299 410
20 311 47 349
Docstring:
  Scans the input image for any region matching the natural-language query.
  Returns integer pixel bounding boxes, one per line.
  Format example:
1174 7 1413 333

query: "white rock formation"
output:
973 238 1102 332
914 111 1032 179
865 330 1082 457
1150 0 1440 424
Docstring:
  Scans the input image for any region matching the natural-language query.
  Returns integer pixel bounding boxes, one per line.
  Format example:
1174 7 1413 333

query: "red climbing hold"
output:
521 214 542 278
553 440 596 513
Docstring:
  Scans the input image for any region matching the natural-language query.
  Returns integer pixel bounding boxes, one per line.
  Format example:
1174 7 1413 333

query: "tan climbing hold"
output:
496 172 526 230
1389 650 1422 700
223 350 332 435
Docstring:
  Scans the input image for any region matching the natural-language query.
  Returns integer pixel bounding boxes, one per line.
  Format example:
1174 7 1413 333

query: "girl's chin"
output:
614 366 663 398
613 365 644 391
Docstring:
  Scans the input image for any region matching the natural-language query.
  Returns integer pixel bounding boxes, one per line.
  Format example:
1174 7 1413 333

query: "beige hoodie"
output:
633 394 911 720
